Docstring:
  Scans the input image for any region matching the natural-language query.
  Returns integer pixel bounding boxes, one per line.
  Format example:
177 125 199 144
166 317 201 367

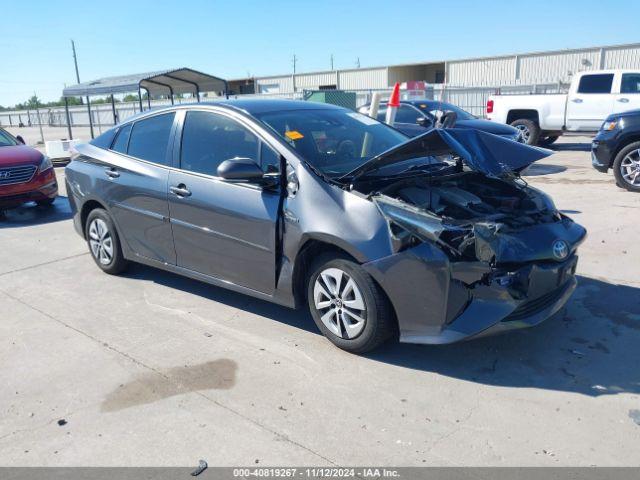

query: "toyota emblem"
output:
552 240 569 260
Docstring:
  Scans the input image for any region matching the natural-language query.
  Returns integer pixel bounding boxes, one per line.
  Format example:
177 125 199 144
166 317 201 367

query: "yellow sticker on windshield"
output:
285 130 304 140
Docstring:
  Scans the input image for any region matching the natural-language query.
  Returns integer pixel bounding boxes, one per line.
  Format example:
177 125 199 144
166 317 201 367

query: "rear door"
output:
614 72 640 114
104 112 176 264
566 73 615 131
168 109 281 294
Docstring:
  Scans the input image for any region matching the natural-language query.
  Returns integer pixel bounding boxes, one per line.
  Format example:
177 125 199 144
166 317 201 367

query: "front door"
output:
168 110 281 294
566 73 614 131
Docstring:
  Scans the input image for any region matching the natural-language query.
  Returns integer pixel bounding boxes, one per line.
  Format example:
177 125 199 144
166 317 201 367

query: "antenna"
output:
355 57 361 68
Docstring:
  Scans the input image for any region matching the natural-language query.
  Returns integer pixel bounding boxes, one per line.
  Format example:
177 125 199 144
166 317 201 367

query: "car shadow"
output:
126 265 640 397
0 196 73 228
367 276 640 397
550 142 591 152
521 164 567 176
124 263 317 334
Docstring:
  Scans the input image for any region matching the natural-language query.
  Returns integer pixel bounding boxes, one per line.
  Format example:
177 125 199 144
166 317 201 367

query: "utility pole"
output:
71 39 81 84
330 54 334 70
34 92 45 145
292 54 298 92
71 39 94 138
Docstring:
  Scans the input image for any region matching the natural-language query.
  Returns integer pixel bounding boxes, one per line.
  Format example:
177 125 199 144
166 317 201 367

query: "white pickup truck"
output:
486 69 640 145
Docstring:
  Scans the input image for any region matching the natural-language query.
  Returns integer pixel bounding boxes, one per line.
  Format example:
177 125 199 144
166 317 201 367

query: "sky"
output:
1 0 638 107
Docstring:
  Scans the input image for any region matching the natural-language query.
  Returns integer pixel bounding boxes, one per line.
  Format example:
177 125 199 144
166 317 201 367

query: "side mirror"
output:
416 116 431 128
16 135 25 145
217 158 278 187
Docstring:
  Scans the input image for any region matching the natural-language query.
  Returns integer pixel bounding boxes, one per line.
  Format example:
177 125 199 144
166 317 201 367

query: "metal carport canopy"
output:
62 68 227 97
61 68 228 140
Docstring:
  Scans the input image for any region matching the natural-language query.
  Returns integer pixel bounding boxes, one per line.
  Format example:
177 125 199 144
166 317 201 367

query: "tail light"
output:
486 99 494 114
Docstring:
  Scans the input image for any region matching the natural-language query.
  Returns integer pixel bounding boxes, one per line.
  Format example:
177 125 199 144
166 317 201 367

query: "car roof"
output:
116 99 347 127
216 98 346 114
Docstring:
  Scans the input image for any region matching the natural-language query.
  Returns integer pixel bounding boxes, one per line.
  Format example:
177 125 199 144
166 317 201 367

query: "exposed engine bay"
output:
363 170 584 266
381 171 557 227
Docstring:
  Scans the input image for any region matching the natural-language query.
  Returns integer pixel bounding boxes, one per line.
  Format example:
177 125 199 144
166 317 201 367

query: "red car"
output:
0 128 58 210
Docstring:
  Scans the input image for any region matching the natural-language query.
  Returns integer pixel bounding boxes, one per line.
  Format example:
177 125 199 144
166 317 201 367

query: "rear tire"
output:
538 135 559 146
613 141 640 192
510 119 540 146
85 208 129 275
306 253 396 353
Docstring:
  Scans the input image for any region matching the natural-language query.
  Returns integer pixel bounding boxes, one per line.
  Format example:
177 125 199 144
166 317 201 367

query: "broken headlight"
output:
375 197 466 255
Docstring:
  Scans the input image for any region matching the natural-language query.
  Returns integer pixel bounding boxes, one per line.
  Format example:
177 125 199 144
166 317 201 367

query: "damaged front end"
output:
354 129 586 343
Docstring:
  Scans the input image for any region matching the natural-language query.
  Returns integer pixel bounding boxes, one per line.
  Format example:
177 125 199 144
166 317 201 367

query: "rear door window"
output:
621 73 640 94
127 113 175 165
577 74 614 94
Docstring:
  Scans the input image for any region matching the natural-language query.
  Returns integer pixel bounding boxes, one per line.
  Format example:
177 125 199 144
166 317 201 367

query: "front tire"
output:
510 119 540 146
613 141 640 192
307 254 395 353
85 208 128 274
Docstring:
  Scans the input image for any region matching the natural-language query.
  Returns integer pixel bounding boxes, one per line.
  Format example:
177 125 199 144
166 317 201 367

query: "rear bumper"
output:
0 168 58 208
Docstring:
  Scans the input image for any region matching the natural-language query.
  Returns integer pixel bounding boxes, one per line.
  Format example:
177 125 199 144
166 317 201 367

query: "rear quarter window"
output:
90 128 117 149
110 124 132 154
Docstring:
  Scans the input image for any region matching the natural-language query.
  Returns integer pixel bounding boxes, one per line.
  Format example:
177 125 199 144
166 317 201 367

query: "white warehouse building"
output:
227 42 640 95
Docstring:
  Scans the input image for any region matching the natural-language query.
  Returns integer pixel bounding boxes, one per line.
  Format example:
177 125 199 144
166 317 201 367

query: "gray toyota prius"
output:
65 99 586 353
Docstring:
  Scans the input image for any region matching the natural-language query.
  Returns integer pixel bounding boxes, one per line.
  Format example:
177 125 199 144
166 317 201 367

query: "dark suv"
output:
592 109 640 192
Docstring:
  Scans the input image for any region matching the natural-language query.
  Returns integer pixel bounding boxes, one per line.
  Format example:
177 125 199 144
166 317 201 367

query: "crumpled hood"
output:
343 128 552 180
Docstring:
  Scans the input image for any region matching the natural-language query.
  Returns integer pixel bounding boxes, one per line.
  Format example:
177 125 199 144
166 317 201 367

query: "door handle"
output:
617 97 630 103
104 167 120 178
170 184 191 197
571 98 583 103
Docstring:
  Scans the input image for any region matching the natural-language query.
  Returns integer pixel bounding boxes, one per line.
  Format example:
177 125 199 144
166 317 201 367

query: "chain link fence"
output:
0 82 567 147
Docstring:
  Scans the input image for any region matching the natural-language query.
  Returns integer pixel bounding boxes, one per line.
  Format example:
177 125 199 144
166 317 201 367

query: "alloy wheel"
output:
514 124 531 143
88 218 114 265
313 268 367 339
620 149 640 186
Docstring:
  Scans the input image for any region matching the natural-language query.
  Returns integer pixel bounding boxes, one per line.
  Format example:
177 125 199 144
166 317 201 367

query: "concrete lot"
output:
1 134 639 466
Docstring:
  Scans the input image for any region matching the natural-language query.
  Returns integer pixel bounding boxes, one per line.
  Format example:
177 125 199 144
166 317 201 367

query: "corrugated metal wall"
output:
256 76 293 93
447 43 640 86
518 50 601 84
254 68 389 92
338 68 388 90
295 71 338 89
447 56 516 86
604 45 640 69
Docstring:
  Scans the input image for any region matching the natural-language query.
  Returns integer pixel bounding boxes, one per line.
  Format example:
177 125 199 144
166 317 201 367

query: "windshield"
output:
0 129 19 147
418 102 475 121
255 108 408 178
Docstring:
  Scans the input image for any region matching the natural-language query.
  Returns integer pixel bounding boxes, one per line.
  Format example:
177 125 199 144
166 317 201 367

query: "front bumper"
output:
0 168 58 208
591 131 617 173
363 242 580 345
